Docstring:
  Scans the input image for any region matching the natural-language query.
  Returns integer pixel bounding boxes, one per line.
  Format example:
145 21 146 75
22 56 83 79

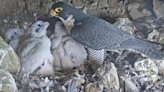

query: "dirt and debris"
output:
0 0 164 92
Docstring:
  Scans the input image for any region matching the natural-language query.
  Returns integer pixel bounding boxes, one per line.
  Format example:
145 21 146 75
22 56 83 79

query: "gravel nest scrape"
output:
0 0 164 92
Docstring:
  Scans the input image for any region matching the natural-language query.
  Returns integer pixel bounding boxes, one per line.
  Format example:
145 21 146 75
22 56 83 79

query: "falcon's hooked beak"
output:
50 9 58 17
50 7 63 17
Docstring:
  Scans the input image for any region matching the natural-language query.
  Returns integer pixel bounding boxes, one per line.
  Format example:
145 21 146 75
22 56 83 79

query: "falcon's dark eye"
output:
55 7 63 13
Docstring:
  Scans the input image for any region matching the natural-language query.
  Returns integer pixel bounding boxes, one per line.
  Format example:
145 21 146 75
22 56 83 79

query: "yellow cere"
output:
51 9 58 16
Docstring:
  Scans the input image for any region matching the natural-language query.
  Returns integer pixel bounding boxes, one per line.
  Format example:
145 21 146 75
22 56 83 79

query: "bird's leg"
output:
57 15 75 35
71 62 93 74
116 50 129 61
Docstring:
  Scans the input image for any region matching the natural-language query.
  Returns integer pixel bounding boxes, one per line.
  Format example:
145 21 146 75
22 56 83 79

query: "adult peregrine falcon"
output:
50 2 164 60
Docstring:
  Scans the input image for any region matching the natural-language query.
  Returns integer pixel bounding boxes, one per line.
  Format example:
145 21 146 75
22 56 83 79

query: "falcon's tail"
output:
120 37 164 59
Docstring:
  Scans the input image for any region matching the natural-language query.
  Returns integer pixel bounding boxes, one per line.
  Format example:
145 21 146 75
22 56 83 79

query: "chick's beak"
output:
20 31 24 35
43 22 50 28
44 22 50 26
50 10 58 17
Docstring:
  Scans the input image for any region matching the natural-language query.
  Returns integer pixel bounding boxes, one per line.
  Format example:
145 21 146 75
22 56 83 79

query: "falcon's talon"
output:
58 15 75 34
66 15 74 21
85 62 90 65
71 67 79 72
65 15 75 26
71 69 77 72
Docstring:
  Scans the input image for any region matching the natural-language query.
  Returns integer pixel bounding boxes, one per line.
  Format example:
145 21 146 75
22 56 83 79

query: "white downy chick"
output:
4 28 23 51
17 21 54 75
50 21 67 49
62 36 88 67
51 21 87 71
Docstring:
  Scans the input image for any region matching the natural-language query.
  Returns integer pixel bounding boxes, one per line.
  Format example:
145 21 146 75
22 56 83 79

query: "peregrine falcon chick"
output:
51 21 87 71
50 21 67 49
17 21 54 75
4 28 23 51
50 2 164 60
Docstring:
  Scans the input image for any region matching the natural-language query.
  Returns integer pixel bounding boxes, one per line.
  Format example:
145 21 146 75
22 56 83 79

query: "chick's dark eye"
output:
38 24 41 27
14 32 17 34
70 53 74 59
